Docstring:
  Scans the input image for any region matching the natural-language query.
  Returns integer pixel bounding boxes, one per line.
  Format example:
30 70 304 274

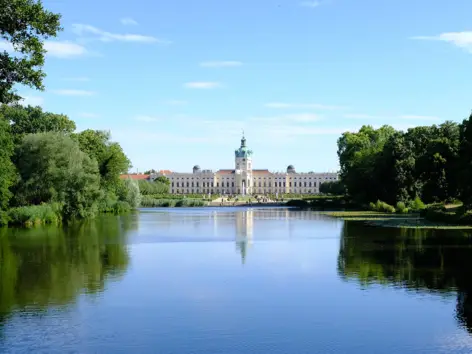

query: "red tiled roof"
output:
158 170 172 175
217 169 235 175
120 174 150 180
253 169 271 174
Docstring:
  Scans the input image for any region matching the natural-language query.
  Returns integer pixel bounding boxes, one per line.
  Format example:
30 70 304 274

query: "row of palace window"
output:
172 181 320 188
171 189 318 194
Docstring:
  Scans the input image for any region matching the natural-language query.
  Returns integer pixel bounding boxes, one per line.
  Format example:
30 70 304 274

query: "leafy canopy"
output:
14 132 102 219
0 0 62 104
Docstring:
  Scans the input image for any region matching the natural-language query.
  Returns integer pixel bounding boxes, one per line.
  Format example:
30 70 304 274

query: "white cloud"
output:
63 77 90 82
72 24 169 43
184 82 221 89
0 40 87 58
199 61 243 67
120 18 138 26
412 32 472 53
265 102 343 110
134 115 160 122
52 89 96 96
44 41 88 58
20 96 44 107
77 112 100 118
300 1 321 8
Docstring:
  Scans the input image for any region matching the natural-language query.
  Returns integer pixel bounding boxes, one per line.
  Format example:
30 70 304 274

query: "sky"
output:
4 0 472 173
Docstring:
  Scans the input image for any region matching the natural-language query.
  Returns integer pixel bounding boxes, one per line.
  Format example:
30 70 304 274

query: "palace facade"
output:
155 135 338 195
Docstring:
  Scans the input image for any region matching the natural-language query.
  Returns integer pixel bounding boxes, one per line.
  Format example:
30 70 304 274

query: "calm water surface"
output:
2 207 472 353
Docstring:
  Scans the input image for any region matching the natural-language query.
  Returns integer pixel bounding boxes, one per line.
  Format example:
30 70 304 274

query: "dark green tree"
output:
155 176 170 185
14 132 102 219
0 113 15 211
0 0 62 104
319 181 345 195
1 104 76 143
73 129 131 193
458 113 472 208
337 125 396 204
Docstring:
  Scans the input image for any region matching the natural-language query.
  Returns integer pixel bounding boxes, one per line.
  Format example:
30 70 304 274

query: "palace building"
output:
153 135 338 195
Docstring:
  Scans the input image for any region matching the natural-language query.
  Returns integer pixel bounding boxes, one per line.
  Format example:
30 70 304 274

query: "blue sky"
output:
4 0 472 173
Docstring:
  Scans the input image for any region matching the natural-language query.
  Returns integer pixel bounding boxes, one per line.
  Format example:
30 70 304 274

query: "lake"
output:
1 207 472 353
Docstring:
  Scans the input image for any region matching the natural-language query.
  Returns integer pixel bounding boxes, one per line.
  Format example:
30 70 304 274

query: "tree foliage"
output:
0 113 15 210
1 104 76 143
458 113 472 208
120 178 141 208
155 176 170 185
338 120 466 206
14 132 102 219
0 0 62 104
73 129 131 192
319 181 345 195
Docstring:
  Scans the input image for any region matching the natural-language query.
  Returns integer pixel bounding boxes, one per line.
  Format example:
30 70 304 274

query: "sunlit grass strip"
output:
321 211 408 218
322 210 472 229
364 219 472 230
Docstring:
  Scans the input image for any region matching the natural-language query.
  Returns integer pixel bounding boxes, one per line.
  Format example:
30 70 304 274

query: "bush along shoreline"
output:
0 105 151 228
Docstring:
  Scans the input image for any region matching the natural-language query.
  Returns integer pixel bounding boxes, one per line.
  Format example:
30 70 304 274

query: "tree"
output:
337 125 396 204
319 181 345 195
458 113 472 208
14 132 102 219
0 113 15 210
0 0 62 104
73 129 131 192
1 104 76 143
120 178 141 208
155 176 170 185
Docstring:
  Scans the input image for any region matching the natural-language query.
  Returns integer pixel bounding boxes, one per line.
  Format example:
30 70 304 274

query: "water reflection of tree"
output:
337 221 472 332
0 215 132 325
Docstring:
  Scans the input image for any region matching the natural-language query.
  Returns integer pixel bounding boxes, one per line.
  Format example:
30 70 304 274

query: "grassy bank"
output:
322 210 472 229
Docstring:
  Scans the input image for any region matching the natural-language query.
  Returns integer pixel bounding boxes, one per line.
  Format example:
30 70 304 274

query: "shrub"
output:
112 201 131 214
7 203 62 227
138 180 169 195
175 199 206 207
369 200 396 213
140 197 207 207
121 178 141 208
395 201 409 214
409 197 426 212
286 199 310 208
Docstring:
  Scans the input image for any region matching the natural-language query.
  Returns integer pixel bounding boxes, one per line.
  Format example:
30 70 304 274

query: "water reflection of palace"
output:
337 221 472 335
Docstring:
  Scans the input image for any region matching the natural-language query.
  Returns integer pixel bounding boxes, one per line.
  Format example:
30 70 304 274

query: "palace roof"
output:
120 174 151 180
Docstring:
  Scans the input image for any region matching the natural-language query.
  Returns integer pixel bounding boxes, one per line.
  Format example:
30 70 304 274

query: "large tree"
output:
458 113 472 208
0 0 62 104
14 132 102 219
73 129 131 192
1 104 76 143
337 125 396 204
0 113 15 210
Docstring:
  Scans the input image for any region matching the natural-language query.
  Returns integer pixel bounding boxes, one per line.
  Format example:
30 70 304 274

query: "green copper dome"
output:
235 135 253 158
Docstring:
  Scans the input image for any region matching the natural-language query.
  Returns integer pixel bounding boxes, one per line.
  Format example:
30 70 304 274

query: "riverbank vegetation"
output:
0 105 136 227
0 2 143 227
331 114 472 225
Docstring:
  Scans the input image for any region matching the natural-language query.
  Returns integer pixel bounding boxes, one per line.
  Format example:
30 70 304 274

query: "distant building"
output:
119 174 151 181
154 134 338 195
